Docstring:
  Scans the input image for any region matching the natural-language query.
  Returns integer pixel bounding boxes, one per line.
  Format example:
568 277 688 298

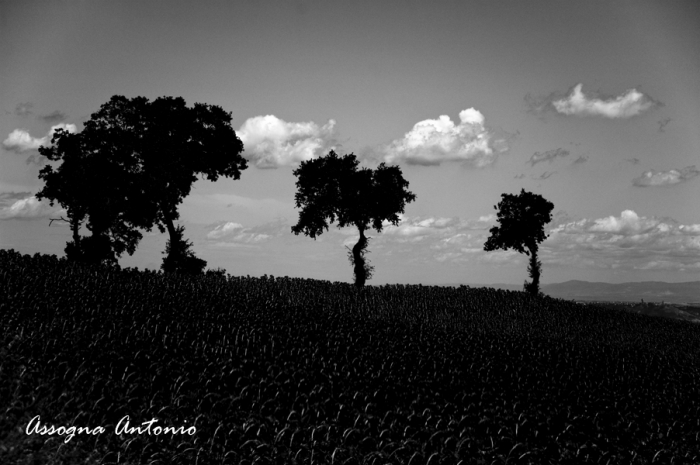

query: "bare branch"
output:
48 216 70 227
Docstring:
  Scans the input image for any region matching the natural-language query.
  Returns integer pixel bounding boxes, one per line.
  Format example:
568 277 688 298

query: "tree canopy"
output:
484 189 554 296
37 95 248 272
37 127 151 265
291 150 416 287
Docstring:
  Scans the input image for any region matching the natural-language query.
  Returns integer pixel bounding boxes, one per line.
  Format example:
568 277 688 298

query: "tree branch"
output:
48 216 70 227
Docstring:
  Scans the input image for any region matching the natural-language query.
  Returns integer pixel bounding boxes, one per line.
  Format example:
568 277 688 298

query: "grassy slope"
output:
1 250 700 464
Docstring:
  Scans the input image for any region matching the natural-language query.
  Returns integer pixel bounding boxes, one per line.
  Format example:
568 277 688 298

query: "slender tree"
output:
291 150 416 288
484 189 554 296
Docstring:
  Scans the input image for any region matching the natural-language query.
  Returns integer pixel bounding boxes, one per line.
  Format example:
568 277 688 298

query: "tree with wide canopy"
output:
37 95 248 273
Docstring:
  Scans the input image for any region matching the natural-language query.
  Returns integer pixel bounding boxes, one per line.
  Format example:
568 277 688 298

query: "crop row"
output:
1 249 700 464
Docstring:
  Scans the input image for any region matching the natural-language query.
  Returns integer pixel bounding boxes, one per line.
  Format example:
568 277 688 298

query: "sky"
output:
1 0 700 286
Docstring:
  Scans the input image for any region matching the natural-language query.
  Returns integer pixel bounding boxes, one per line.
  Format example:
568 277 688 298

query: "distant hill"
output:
450 280 700 305
542 280 700 305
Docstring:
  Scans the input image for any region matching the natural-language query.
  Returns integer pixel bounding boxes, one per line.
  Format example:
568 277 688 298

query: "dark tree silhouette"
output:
484 189 554 296
291 150 416 288
87 96 247 274
37 128 149 266
39 95 248 273
161 224 207 275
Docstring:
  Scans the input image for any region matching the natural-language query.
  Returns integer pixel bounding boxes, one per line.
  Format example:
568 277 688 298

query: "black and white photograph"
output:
1 0 700 463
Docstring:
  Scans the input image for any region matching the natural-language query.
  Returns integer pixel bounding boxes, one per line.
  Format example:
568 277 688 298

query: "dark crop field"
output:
1 249 700 464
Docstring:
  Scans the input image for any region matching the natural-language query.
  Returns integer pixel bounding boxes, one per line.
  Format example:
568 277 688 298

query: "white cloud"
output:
588 210 659 233
200 210 700 276
205 219 289 246
546 210 700 271
632 166 700 187
373 211 700 274
2 124 77 153
552 84 659 118
206 221 271 243
237 115 337 168
3 130 43 152
206 222 244 239
0 196 63 220
382 108 507 166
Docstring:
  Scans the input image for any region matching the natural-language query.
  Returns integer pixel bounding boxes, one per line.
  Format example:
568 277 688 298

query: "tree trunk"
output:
64 213 84 262
526 243 541 296
352 227 368 289
70 214 81 246
162 213 179 273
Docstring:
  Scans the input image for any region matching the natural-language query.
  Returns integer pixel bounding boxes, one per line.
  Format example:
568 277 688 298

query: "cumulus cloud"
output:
325 213 516 267
377 210 700 274
572 155 588 165
526 84 660 119
205 218 289 247
625 158 641 165
382 214 495 240
2 123 77 154
632 166 700 187
3 130 44 152
200 209 700 276
528 148 570 166
545 210 700 272
207 222 271 243
552 84 660 118
237 115 337 168
588 210 660 233
382 108 508 167
0 194 63 220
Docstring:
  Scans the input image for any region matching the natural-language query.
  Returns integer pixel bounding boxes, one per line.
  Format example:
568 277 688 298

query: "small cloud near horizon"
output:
199 209 700 276
546 210 700 272
381 210 700 275
205 218 290 246
632 166 699 187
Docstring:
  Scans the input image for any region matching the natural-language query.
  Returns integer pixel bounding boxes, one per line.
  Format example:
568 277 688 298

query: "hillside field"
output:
1 249 700 464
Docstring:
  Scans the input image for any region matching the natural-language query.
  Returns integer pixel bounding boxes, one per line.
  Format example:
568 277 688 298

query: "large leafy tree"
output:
291 150 416 288
37 128 150 265
484 189 554 296
37 95 248 273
